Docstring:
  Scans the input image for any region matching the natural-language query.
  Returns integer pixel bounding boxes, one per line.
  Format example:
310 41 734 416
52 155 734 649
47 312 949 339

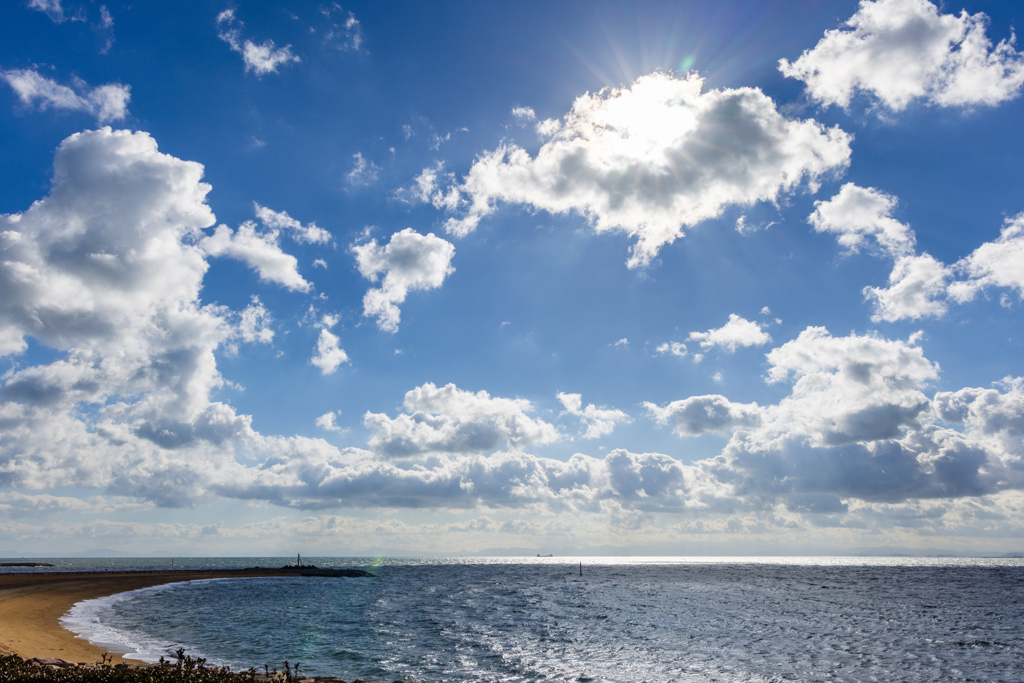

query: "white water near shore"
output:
60 579 231 663
39 557 1024 682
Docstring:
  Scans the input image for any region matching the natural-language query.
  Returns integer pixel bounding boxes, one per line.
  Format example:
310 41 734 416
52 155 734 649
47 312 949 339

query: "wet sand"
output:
0 569 301 665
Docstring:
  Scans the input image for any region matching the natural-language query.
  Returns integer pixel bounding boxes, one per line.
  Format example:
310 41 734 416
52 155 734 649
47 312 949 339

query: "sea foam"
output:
60 579 228 663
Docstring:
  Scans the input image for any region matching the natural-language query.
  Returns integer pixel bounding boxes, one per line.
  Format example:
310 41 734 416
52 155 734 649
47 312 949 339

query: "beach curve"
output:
0 569 318 665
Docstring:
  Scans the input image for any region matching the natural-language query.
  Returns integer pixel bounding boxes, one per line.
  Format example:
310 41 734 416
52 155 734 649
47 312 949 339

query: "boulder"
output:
30 658 74 668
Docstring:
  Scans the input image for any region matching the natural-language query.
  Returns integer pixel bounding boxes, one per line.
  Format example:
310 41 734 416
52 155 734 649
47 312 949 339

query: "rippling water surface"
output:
51 557 1024 682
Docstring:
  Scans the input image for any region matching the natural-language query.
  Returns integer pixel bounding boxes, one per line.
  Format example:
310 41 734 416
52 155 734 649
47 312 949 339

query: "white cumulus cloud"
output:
434 72 851 268
809 182 915 257
511 106 536 123
1 69 130 123
647 327 1024 512
645 395 764 437
654 341 688 358
311 329 348 375
398 163 461 211
217 9 300 76
253 203 332 245
0 127 258 473
199 203 330 293
223 296 274 356
557 392 632 439
763 326 938 447
352 228 455 333
810 185 1024 321
949 212 1024 304
235 297 274 344
316 411 343 432
864 253 951 322
199 222 311 292
365 382 561 457
780 0 1024 112
934 377 1024 457
719 335 1018 506
810 184 951 321
689 314 772 353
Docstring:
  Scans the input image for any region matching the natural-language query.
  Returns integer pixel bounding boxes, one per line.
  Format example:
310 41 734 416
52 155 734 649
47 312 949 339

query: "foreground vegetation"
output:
0 650 386 683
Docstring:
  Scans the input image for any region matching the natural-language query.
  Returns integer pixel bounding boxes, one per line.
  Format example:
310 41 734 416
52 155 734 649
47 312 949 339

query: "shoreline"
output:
0 568 319 665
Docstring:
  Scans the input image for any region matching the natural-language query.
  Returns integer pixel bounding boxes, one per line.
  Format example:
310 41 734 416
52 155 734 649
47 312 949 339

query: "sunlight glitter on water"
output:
58 557 1024 682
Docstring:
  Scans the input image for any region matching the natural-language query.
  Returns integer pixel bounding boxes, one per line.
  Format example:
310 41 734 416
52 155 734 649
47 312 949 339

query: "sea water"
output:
37 557 1024 682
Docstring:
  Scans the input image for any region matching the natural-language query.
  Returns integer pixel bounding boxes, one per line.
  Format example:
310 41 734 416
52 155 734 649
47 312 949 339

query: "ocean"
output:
12 556 1024 682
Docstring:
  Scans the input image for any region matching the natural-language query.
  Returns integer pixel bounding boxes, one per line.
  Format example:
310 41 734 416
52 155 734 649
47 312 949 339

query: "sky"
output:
2 0 1024 556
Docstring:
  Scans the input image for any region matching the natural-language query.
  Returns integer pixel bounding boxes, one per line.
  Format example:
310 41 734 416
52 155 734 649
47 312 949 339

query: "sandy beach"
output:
0 569 305 665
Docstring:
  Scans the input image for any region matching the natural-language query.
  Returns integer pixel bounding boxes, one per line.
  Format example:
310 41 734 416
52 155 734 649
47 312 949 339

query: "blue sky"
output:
2 0 1024 556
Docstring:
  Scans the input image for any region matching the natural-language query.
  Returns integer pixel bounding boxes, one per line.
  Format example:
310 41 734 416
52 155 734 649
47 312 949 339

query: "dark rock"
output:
31 658 73 668
299 568 376 578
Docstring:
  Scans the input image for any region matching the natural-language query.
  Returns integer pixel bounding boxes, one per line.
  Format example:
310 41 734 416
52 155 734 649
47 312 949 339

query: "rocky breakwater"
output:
238 565 376 578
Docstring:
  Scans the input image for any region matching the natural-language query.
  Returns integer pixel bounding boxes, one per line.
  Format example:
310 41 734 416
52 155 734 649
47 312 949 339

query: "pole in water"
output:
297 553 301 567
579 561 582 577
